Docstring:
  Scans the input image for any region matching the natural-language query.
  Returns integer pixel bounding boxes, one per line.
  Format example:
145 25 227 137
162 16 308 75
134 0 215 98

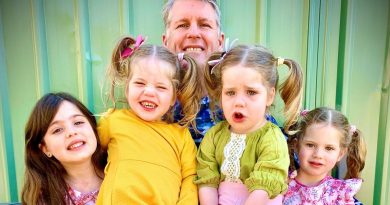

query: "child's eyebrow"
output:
48 114 84 127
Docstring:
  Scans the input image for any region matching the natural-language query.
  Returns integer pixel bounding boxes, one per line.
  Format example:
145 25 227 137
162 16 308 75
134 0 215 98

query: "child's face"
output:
40 101 97 167
297 123 346 184
221 65 275 134
127 58 175 122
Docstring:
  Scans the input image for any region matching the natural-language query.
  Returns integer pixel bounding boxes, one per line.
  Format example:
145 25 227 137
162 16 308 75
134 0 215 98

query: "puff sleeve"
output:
245 127 289 198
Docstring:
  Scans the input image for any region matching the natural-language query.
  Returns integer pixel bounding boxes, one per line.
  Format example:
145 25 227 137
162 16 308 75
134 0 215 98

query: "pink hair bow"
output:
121 35 145 59
300 109 310 116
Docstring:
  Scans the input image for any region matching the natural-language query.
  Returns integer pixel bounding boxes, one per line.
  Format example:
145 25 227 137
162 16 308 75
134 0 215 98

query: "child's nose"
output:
143 86 156 96
234 95 246 107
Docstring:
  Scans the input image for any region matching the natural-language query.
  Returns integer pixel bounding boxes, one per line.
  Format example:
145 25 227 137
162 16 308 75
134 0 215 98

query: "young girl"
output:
196 45 304 205
21 92 107 205
283 107 366 204
96 36 202 204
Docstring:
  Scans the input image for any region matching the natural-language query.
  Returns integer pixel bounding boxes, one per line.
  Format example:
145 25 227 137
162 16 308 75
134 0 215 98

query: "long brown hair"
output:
204 44 303 133
21 92 107 205
289 107 366 179
106 36 202 128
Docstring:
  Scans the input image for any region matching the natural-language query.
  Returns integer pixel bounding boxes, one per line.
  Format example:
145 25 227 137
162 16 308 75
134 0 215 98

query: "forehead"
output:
222 65 266 86
52 101 83 121
304 123 342 145
131 57 176 79
168 0 218 24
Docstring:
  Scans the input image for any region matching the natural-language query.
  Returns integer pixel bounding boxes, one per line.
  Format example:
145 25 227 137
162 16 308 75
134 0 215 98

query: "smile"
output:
140 101 157 109
185 47 203 52
67 141 85 150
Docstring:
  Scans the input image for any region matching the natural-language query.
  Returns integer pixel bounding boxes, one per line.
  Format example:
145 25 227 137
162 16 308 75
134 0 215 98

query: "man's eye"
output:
177 24 188 28
200 24 211 28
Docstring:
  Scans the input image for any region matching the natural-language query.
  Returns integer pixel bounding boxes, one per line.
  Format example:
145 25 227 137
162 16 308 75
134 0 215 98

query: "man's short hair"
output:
162 0 221 31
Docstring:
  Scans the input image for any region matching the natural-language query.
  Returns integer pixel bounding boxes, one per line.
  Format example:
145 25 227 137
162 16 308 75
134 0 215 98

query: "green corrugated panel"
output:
375 1 390 203
342 0 389 204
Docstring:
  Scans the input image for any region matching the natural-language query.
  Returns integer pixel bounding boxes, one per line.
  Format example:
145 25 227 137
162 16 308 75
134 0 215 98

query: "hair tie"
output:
350 125 357 136
121 35 146 59
300 109 309 116
277 57 284 66
208 52 226 74
177 53 188 70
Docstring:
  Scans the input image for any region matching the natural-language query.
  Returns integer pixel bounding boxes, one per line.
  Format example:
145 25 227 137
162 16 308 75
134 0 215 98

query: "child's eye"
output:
74 121 85 126
325 146 335 151
157 86 167 90
134 81 145 86
247 90 257 95
305 143 315 148
51 128 63 134
225 91 235 96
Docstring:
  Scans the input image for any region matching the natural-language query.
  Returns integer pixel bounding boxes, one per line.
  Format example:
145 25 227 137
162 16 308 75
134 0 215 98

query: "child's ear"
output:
266 87 276 107
337 148 347 162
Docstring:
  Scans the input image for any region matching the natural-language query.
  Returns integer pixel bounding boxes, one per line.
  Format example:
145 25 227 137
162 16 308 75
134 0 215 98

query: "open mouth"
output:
140 101 157 110
232 112 245 122
67 141 85 150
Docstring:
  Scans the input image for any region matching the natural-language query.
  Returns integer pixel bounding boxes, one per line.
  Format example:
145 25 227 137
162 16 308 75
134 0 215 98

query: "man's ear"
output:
162 34 168 47
218 32 225 51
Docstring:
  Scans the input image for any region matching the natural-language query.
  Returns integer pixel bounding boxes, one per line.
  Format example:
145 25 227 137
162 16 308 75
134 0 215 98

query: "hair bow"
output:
300 109 310 116
177 53 188 69
349 125 357 136
121 35 145 59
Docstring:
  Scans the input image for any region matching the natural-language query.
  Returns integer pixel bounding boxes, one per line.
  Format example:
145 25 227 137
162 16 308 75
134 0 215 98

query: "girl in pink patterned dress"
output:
283 107 367 205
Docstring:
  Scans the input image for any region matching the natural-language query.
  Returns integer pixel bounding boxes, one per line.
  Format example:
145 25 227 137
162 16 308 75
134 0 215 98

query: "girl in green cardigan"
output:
195 45 303 205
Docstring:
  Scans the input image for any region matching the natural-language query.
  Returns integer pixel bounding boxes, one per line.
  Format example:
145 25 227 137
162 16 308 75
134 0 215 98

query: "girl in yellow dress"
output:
96 35 202 204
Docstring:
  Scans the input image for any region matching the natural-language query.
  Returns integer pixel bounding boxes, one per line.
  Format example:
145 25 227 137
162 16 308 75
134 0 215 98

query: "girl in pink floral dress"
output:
283 107 366 205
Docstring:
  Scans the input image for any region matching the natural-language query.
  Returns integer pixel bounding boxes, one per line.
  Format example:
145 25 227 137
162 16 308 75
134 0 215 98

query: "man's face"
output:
163 0 224 68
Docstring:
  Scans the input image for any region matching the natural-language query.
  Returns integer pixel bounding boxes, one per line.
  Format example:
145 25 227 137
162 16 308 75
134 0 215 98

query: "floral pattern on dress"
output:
283 175 362 205
66 186 99 205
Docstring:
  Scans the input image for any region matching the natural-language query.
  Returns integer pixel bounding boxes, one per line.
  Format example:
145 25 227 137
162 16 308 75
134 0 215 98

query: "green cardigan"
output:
195 121 289 198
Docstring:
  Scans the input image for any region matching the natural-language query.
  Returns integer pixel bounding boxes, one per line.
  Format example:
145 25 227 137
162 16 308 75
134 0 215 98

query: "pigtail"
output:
345 128 367 179
107 36 137 108
278 58 304 133
176 54 202 128
204 52 225 115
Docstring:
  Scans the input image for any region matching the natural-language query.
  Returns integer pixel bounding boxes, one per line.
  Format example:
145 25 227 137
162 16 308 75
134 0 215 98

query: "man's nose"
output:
187 24 201 38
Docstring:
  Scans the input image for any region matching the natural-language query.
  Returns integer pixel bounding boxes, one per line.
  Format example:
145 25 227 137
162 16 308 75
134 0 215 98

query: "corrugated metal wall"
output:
0 0 389 204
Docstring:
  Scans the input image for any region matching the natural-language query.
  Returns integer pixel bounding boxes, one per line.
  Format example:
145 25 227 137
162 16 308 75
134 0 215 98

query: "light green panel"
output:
1 0 41 200
378 4 390 204
317 0 341 108
219 0 258 43
341 0 389 204
261 0 309 123
131 0 165 44
44 0 80 95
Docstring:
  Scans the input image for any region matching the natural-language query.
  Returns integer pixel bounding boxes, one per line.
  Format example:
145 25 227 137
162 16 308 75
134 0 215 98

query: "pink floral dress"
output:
66 186 99 205
283 175 362 205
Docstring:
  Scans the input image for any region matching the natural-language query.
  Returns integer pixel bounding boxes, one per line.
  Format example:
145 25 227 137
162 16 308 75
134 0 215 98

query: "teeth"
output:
185 47 202 52
69 142 83 149
141 101 156 108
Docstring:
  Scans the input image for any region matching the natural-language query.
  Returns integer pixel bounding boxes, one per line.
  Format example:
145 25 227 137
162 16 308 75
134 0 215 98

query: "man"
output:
162 0 225 145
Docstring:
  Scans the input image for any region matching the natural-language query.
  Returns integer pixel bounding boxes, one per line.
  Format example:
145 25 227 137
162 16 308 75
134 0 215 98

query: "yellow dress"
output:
96 109 198 205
